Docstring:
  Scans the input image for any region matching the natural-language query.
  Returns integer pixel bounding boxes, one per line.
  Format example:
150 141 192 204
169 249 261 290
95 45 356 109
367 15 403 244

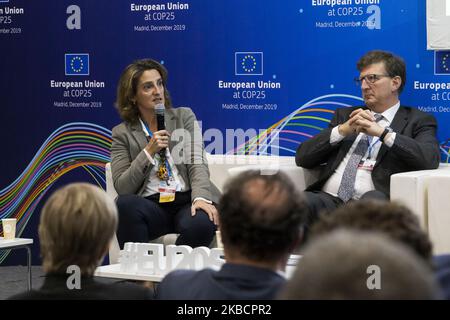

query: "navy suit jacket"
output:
156 263 286 300
296 106 440 196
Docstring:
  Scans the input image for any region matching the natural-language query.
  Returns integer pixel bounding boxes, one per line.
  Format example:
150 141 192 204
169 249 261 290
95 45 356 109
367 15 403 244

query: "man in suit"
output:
156 170 308 300
296 50 440 225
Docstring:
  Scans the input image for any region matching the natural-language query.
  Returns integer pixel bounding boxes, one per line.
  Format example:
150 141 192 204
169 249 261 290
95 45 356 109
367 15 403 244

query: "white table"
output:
95 264 166 283
0 237 33 290
95 261 298 283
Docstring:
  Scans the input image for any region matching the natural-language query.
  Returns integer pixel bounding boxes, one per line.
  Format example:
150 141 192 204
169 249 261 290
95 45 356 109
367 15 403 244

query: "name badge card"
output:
358 159 376 171
159 184 176 203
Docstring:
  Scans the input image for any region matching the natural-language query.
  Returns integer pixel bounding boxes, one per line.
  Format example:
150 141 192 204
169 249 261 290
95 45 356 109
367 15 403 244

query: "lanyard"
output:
165 157 173 179
141 118 173 181
141 119 153 138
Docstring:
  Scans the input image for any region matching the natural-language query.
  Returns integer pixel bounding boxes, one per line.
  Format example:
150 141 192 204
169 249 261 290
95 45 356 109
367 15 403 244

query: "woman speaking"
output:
111 59 220 248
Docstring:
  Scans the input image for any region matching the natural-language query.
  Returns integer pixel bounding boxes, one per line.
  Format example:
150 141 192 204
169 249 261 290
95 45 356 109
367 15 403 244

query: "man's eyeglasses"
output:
354 74 391 86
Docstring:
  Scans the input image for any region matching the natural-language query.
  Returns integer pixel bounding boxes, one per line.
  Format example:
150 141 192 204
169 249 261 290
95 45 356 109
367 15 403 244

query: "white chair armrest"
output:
390 165 450 229
427 176 450 254
390 164 450 255
391 170 439 229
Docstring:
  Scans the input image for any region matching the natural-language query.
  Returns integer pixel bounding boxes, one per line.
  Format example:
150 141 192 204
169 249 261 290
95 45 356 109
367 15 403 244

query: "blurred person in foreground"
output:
309 200 450 299
156 170 308 299
309 200 433 264
279 229 441 300
10 183 152 300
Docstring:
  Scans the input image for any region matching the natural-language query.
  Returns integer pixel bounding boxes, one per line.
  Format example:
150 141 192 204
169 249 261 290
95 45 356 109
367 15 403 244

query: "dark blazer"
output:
433 254 450 300
8 274 153 300
296 106 440 196
156 263 286 300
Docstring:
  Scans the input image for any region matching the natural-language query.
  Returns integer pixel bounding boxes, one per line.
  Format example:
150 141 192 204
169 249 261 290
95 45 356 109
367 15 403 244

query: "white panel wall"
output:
427 0 450 49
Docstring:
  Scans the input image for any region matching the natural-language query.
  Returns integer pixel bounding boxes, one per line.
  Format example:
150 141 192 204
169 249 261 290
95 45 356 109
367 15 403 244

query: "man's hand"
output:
339 109 384 137
191 200 219 226
145 130 170 156
348 109 384 137
338 108 367 136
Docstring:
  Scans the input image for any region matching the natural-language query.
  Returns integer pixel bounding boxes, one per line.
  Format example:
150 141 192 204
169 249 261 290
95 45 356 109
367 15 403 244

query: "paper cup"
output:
215 230 223 249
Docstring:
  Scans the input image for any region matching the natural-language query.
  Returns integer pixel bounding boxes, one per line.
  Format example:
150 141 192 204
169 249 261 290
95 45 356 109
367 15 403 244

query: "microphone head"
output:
155 103 165 116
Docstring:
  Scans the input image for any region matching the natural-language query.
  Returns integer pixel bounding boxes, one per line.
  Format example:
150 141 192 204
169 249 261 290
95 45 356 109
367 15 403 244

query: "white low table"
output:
95 264 165 283
0 237 33 290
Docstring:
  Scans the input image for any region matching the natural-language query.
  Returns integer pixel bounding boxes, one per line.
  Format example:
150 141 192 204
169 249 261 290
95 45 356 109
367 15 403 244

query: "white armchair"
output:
206 154 320 192
105 163 179 264
106 154 450 260
106 155 311 263
212 155 450 255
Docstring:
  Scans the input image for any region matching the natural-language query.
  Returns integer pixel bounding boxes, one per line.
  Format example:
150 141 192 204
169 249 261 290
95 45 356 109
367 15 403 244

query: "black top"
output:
156 263 286 300
8 274 153 300
434 254 450 300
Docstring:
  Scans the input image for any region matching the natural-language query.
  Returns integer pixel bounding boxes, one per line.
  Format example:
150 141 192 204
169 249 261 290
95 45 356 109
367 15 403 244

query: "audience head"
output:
310 200 433 263
218 170 307 265
115 58 172 123
39 183 118 276
279 230 440 300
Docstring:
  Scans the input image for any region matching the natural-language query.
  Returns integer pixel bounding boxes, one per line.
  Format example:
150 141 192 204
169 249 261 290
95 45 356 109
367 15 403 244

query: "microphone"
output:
155 103 166 155
155 103 165 131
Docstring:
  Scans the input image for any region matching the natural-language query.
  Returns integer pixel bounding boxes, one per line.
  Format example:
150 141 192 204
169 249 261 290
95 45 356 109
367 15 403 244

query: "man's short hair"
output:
310 200 433 263
279 230 440 300
39 183 118 275
218 170 307 262
357 50 406 94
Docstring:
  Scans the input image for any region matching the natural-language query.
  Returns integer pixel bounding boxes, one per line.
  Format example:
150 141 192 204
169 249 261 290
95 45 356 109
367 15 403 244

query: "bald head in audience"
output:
279 230 440 300
156 170 308 300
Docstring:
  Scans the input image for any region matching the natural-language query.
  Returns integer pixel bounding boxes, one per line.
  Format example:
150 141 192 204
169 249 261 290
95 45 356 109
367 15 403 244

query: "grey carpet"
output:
0 266 126 300
0 266 45 300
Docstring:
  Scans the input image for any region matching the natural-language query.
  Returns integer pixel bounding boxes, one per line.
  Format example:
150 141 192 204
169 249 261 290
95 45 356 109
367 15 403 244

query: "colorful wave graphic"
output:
228 94 364 155
439 139 450 163
2 99 449 264
229 93 450 162
0 122 112 264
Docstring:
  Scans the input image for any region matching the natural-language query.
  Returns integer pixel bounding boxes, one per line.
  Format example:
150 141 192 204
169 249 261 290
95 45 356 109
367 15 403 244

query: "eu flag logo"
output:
235 52 263 75
435 51 450 75
65 53 89 76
